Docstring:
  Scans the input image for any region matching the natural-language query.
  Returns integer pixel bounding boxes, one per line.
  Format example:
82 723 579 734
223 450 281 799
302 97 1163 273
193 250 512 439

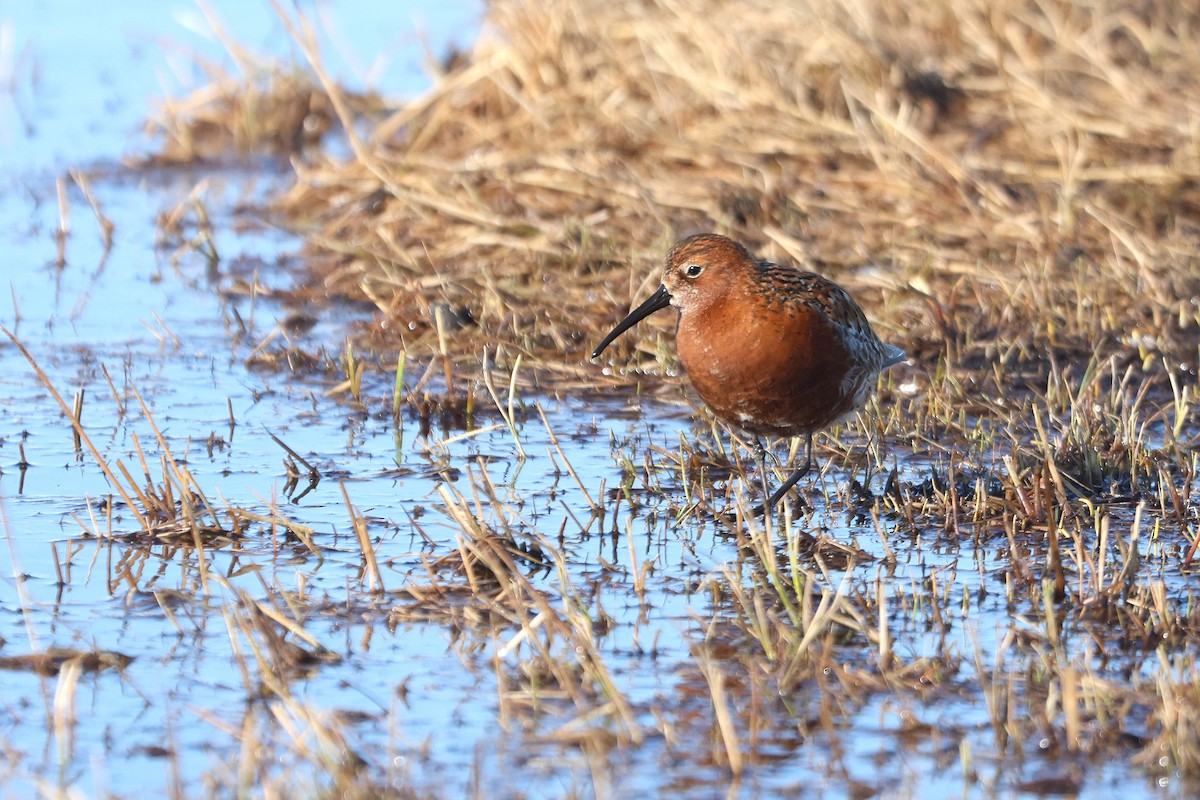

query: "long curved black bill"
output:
591 284 673 359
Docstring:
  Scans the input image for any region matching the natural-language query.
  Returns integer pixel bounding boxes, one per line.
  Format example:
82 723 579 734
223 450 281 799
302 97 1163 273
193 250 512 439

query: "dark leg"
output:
764 433 814 510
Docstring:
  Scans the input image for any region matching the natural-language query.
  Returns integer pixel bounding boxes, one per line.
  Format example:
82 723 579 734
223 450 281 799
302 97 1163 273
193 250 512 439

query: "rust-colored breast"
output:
676 289 860 437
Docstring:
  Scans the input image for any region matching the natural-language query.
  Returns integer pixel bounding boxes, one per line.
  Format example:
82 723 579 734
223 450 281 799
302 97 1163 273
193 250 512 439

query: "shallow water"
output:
1 3 1197 799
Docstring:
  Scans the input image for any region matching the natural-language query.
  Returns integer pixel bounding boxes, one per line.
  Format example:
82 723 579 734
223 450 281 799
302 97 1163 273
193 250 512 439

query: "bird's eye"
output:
684 264 704 278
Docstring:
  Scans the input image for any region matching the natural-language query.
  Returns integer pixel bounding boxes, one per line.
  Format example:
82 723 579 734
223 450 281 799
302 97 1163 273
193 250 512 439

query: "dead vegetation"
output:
154 0 1200 397
7 0 1200 796
133 0 1200 788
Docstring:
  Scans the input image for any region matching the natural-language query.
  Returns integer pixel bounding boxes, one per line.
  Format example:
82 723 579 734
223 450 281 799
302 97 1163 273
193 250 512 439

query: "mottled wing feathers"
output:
753 261 862 330
752 259 895 369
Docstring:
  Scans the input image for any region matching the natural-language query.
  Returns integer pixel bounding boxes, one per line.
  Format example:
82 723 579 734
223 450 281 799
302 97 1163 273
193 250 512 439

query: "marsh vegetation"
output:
4 0 1200 796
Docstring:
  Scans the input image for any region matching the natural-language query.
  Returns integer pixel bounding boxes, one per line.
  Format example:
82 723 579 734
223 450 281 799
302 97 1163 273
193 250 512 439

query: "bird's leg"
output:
743 438 775 520
754 437 771 500
764 432 814 510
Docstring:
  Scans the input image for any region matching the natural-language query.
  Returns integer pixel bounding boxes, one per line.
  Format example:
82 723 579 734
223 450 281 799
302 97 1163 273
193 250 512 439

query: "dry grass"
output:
13 0 1199 794
1 326 320 557
156 0 1200 398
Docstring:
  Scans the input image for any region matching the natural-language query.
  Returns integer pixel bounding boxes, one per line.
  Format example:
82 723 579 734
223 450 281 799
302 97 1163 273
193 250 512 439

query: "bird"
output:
592 233 905 512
